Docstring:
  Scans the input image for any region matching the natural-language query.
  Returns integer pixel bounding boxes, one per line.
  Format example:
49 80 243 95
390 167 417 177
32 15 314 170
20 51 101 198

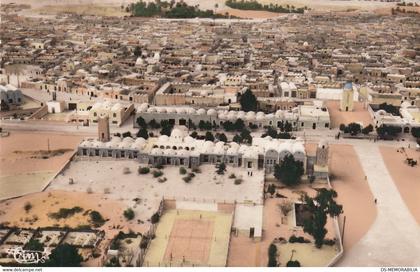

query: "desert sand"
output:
0 131 84 199
326 101 373 128
0 131 83 176
329 144 377 251
379 146 420 225
0 190 147 238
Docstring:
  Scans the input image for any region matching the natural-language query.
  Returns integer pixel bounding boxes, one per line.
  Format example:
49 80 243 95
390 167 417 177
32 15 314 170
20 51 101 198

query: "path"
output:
338 143 420 266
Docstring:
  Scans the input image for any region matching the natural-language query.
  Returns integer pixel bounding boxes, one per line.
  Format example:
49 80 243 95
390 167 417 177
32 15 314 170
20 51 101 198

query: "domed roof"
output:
132 138 146 149
184 136 195 143
227 111 237 120
197 108 206 115
245 111 255 121
186 108 196 114
202 141 214 153
207 109 217 116
147 107 157 113
275 110 284 118
123 137 134 143
137 103 149 112
80 140 90 148
167 107 177 114
157 107 166 113
158 135 169 142
171 128 186 138
292 142 305 154
278 142 293 154
218 112 227 120
237 111 246 119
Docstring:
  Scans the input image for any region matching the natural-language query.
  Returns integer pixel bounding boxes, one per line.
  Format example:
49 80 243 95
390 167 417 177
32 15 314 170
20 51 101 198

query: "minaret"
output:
316 140 329 167
98 116 110 142
340 82 354 112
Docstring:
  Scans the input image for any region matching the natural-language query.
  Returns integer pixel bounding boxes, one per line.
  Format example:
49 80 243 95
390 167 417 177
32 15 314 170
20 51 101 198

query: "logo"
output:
7 247 50 264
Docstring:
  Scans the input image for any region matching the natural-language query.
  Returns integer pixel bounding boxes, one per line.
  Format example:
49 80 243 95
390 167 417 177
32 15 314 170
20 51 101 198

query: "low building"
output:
89 101 134 126
77 127 328 176
0 84 23 110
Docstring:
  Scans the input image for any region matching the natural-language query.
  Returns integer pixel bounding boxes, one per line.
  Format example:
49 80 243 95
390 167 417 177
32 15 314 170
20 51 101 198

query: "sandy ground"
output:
0 190 146 236
0 131 83 199
49 160 264 222
329 144 377 252
379 146 420 225
0 131 82 175
219 7 282 18
228 183 338 267
0 172 55 200
326 101 373 128
3 0 401 18
339 143 420 266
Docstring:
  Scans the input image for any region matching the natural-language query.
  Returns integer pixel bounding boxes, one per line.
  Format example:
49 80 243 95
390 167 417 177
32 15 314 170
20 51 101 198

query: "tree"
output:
240 128 252 144
136 116 147 128
339 124 346 131
234 118 245 131
190 131 198 138
287 260 300 267
217 133 227 142
45 244 83 267
239 89 257 112
26 239 44 251
284 121 292 132
302 188 343 248
123 208 135 220
377 125 402 139
149 119 160 129
151 212 160 224
267 243 277 267
205 131 215 141
122 131 132 138
267 183 276 196
160 120 173 136
233 134 242 143
105 256 121 267
274 155 304 186
90 211 105 227
263 127 278 138
133 46 142 57
137 127 149 139
411 127 420 138
346 122 362 136
362 124 373 135
216 162 226 175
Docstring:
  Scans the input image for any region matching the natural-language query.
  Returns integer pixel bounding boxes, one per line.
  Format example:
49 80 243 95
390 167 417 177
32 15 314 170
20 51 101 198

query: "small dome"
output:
147 107 157 113
207 109 217 116
171 128 186 139
157 107 166 113
197 108 206 115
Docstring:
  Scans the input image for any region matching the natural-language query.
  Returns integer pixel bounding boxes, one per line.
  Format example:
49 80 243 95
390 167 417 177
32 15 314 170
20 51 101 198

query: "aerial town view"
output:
0 0 419 271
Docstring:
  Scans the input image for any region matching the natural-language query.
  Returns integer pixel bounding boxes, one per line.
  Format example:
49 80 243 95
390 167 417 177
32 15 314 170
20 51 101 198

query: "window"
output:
113 113 116 117
93 112 97 117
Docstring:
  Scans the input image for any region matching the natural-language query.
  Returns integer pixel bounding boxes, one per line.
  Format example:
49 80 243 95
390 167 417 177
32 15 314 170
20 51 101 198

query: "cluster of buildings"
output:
0 10 417 134
78 117 329 178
